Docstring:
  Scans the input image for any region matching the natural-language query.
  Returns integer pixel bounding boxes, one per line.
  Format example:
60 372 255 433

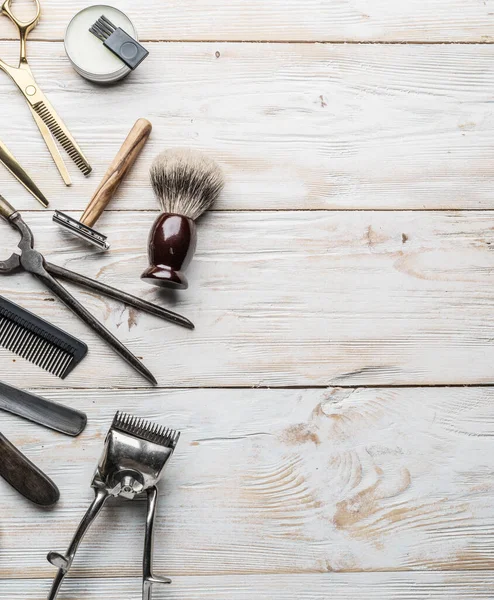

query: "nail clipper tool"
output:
0 0 91 185
47 411 180 600
0 380 87 506
0 139 48 207
0 196 194 385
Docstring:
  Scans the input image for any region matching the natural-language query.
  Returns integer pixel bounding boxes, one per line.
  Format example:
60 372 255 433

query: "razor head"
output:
53 211 110 251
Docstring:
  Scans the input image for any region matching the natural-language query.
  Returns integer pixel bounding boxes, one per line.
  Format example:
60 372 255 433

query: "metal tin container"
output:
65 5 138 84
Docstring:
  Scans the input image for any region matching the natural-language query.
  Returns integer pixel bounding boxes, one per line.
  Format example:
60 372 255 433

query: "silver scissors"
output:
0 0 91 185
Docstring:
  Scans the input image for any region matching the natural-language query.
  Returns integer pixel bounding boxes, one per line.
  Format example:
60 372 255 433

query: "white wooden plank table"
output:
1 1 494 598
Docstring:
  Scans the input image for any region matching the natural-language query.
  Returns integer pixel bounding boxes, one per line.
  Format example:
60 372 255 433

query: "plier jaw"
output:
0 200 34 273
0 252 21 274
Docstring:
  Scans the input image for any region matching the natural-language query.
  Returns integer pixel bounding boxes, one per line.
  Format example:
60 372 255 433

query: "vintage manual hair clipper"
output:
47 412 180 600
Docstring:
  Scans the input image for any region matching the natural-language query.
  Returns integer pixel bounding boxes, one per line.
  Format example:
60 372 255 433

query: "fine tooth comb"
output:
0 296 88 379
89 15 149 70
47 411 180 600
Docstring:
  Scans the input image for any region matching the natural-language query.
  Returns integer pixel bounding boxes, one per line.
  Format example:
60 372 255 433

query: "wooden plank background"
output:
1 0 494 598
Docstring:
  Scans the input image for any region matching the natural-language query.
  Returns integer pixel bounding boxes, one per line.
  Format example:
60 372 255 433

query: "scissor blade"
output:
0 139 49 207
31 93 92 177
29 105 72 186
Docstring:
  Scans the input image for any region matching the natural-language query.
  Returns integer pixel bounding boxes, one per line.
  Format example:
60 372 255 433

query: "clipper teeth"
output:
112 411 180 448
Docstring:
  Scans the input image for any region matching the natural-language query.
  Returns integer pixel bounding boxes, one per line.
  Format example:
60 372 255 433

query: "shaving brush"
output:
141 148 225 289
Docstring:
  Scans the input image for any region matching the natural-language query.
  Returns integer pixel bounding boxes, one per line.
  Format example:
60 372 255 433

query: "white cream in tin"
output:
65 5 138 83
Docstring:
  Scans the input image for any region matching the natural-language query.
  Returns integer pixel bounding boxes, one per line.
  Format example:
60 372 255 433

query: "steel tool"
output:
0 196 194 385
47 411 180 600
0 139 48 207
0 0 91 185
0 380 87 506
54 119 152 250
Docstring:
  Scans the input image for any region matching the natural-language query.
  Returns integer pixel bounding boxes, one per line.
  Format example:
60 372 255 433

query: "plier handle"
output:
0 195 158 384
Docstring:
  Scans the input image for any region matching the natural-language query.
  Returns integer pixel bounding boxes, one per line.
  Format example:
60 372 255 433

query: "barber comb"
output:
47 411 180 600
0 296 87 378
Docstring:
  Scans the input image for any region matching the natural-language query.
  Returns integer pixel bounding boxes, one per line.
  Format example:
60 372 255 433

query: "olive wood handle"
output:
80 118 152 227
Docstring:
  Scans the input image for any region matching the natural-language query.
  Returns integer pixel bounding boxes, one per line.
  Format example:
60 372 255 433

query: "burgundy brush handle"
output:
0 431 60 506
141 213 197 290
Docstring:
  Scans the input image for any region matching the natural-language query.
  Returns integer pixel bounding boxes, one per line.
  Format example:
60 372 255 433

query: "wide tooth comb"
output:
113 411 180 448
32 101 92 176
0 296 88 379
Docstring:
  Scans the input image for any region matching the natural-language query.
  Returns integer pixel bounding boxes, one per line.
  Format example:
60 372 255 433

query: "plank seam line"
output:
7 568 494 581
18 383 494 392
15 208 494 214
2 38 494 45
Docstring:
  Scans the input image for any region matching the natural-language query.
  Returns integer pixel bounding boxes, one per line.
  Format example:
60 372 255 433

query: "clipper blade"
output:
53 211 110 250
113 411 180 449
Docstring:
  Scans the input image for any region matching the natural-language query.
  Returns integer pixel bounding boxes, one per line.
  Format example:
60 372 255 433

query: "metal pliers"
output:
0 196 194 384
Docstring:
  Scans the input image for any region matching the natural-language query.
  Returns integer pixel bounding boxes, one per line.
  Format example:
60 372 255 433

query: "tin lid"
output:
65 5 138 83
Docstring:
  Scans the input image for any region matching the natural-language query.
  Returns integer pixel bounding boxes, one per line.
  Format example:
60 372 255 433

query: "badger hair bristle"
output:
150 148 225 220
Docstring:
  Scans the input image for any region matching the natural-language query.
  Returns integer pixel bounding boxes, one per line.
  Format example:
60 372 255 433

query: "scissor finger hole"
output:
4 0 38 24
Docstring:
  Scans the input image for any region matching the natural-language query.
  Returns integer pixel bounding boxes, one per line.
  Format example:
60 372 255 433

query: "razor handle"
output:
0 431 60 506
80 118 152 228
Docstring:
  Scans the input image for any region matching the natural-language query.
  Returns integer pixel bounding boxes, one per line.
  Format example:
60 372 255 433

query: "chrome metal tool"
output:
0 0 91 184
47 411 180 600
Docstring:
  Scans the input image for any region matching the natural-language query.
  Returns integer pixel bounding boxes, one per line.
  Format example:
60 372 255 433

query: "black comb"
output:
89 15 149 70
0 296 88 379
112 411 180 448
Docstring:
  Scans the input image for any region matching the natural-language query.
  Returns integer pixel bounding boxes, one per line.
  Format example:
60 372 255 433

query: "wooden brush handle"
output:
80 118 152 228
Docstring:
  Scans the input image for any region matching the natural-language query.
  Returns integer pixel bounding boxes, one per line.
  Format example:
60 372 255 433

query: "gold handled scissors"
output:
0 0 91 185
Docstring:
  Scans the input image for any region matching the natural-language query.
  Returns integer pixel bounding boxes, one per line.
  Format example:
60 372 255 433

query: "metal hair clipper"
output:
47 412 180 600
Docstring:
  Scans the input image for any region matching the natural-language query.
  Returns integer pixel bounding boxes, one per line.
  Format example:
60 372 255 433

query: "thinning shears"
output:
0 195 195 385
0 0 91 185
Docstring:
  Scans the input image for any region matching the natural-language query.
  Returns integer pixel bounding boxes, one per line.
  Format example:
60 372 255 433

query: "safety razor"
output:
53 119 152 250
47 411 180 600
